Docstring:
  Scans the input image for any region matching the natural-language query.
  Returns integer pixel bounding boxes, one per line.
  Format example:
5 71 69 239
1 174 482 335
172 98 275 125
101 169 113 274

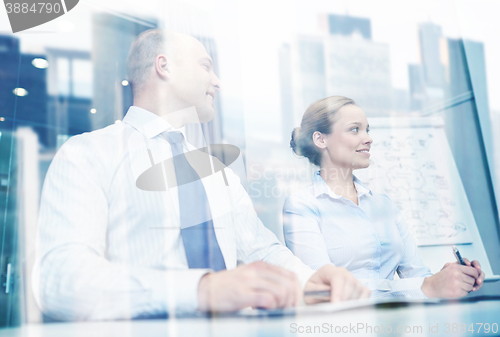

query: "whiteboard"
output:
356 117 498 280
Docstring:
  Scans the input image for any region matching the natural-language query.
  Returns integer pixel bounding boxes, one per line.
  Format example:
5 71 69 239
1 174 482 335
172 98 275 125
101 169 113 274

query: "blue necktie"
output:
165 131 226 271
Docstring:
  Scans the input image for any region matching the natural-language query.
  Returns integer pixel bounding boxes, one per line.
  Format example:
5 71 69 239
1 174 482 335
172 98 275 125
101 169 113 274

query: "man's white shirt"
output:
33 106 315 321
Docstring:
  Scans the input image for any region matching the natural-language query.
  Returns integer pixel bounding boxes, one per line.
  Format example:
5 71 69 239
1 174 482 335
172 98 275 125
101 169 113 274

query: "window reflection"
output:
0 0 499 327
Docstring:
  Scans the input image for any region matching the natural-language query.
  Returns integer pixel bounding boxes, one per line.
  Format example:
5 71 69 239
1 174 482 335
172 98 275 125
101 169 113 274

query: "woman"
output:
284 95 485 298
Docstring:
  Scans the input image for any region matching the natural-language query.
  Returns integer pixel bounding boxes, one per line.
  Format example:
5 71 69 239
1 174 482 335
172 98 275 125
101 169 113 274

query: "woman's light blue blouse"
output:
283 171 433 299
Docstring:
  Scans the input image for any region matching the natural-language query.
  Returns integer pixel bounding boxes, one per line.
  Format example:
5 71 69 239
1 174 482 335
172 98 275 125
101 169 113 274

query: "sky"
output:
1 0 498 117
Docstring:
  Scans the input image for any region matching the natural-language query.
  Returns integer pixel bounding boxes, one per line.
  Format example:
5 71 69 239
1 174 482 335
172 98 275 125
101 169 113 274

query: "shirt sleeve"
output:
33 135 210 321
359 196 433 299
224 170 316 288
358 278 429 299
393 198 433 297
282 194 333 270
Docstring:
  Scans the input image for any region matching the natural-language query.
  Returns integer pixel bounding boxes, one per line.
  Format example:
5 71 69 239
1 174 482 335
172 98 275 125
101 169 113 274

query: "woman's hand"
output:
463 259 485 291
421 261 480 298
439 259 485 292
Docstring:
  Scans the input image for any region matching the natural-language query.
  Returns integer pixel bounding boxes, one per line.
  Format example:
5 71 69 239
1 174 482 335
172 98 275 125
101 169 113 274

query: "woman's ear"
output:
312 131 327 149
155 54 170 80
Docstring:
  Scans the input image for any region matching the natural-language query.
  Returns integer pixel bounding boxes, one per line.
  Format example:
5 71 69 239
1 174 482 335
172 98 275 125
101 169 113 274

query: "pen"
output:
304 290 331 298
452 245 466 266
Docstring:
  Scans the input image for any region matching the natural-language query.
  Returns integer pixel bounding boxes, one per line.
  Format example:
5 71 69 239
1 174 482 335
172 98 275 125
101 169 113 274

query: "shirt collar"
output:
122 106 186 139
312 170 372 199
353 175 372 198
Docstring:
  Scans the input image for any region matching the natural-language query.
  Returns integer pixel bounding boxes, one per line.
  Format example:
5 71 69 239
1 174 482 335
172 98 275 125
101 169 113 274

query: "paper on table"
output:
235 297 441 317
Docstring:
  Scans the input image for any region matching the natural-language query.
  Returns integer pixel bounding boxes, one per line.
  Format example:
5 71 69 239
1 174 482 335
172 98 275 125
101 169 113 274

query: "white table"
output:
1 298 499 337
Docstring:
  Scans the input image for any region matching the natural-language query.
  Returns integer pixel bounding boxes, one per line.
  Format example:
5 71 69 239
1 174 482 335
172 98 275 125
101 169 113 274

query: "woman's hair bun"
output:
290 127 301 155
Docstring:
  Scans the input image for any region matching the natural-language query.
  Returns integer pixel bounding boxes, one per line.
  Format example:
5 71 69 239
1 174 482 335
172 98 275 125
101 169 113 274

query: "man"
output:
33 29 369 321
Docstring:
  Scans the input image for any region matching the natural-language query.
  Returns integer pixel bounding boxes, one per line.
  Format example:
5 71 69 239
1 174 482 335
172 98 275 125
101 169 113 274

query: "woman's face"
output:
320 104 373 170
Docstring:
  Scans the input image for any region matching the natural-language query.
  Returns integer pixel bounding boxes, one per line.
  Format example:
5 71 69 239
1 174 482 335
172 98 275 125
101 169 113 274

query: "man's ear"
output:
155 54 170 80
312 131 327 149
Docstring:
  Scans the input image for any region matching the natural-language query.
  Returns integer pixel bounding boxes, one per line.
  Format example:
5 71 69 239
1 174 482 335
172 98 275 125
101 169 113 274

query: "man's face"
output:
168 37 221 123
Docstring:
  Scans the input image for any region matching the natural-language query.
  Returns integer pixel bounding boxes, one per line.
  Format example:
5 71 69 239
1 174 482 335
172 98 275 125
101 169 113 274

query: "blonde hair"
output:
290 95 355 166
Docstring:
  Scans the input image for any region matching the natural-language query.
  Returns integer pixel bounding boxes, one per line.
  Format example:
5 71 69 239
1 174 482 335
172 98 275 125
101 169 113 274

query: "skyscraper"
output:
278 44 295 143
408 64 425 111
324 34 392 116
297 35 326 112
319 13 372 40
408 22 447 111
294 14 392 116
287 15 392 116
418 22 445 88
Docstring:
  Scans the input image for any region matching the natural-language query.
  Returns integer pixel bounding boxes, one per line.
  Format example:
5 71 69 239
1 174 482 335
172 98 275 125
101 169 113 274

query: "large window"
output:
0 0 499 327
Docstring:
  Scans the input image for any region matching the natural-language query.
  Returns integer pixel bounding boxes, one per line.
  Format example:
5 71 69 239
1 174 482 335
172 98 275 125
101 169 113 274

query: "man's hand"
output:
421 262 479 298
197 261 302 312
304 264 371 303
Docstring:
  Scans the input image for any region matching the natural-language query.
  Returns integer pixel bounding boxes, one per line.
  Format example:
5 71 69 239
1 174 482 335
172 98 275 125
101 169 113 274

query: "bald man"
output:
33 30 369 321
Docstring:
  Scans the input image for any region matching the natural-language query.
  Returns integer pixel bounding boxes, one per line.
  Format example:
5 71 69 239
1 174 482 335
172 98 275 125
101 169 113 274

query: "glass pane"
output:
72 59 92 98
56 57 70 96
0 0 498 327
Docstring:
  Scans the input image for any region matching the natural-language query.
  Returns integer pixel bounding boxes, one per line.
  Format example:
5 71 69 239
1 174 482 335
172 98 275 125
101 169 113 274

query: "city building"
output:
319 13 372 40
278 44 295 143
323 34 392 116
409 22 447 111
282 14 392 119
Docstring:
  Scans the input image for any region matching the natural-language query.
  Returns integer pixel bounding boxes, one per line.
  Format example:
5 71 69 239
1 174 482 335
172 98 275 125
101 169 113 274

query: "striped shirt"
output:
33 106 315 321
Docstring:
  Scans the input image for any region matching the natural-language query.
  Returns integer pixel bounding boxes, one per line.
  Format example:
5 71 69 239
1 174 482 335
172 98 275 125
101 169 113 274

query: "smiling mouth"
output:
356 149 370 156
